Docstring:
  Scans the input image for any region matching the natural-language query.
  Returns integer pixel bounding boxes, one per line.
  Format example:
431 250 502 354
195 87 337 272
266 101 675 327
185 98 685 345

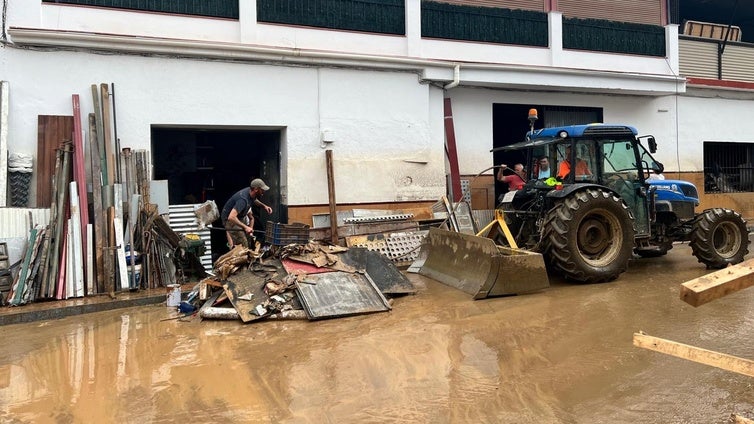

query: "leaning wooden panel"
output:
732 414 754 424
679 258 754 307
633 332 754 378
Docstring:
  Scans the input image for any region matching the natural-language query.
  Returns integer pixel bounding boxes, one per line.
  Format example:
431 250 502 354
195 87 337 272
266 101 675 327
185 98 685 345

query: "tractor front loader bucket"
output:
416 228 549 299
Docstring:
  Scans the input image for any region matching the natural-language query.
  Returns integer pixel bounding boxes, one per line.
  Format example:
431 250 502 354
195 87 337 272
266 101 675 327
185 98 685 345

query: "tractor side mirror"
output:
648 136 657 153
653 162 664 174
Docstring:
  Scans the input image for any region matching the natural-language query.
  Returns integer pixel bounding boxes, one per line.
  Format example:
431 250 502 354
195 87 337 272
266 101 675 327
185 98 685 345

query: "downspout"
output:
444 64 460 90
1 0 8 43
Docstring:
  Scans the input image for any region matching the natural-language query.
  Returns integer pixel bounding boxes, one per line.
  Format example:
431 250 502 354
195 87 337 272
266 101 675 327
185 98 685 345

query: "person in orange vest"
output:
557 146 591 180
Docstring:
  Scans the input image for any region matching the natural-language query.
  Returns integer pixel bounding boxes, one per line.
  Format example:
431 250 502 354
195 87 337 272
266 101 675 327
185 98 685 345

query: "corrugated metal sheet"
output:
680 38 754 84
167 204 212 272
0 207 51 238
426 0 544 12
722 44 754 83
558 0 662 25
679 38 720 80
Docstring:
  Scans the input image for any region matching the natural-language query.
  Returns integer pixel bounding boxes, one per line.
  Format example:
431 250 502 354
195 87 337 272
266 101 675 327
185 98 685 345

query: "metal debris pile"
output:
175 240 416 322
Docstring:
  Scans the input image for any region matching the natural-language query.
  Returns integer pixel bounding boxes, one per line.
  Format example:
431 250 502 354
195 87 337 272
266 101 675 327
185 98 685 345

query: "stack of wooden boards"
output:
7 83 176 305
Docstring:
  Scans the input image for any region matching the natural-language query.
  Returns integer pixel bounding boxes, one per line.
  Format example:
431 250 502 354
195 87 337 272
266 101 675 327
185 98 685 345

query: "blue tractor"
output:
494 121 750 283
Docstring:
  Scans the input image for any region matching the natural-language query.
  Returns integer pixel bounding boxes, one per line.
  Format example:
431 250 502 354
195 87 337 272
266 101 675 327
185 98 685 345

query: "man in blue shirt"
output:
537 156 551 179
221 178 273 248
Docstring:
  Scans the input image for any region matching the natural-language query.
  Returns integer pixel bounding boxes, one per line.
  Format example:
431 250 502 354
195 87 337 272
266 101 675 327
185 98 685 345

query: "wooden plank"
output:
101 84 116 185
91 84 108 186
680 258 754 307
128 194 140 289
443 98 463 202
732 415 754 424
113 216 129 291
107 207 116 292
10 228 38 305
88 113 106 293
326 149 338 244
36 116 73 207
633 332 754 377
71 95 89 290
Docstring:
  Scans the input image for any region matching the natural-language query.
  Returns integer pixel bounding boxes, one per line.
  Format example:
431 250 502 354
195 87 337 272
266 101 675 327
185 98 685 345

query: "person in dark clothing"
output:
221 178 273 248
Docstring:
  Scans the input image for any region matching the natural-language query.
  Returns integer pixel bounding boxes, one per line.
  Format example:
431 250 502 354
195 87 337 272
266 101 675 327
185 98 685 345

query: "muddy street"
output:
1 242 753 424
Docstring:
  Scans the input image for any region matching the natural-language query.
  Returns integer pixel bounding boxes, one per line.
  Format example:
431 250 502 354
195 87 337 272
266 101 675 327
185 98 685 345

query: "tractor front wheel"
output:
690 208 749 269
543 188 635 283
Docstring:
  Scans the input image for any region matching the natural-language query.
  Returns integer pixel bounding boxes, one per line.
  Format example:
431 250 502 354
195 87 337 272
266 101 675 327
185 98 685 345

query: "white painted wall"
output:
0 48 444 206
677 94 754 171
446 87 683 175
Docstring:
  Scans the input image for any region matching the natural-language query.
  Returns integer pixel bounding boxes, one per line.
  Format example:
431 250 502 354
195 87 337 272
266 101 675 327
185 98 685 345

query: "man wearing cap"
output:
221 178 273 248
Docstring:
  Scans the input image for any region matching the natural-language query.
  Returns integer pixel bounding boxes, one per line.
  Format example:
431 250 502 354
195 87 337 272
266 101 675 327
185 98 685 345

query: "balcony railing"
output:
421 1 547 47
42 0 239 19
257 0 405 35
563 17 666 57
43 1 673 59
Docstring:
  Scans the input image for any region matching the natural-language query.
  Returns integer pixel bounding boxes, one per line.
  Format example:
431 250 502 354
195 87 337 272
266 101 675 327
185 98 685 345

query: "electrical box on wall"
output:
321 130 336 144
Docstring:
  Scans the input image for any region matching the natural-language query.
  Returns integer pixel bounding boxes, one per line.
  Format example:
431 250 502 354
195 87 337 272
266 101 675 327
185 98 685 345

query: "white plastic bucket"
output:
166 284 181 307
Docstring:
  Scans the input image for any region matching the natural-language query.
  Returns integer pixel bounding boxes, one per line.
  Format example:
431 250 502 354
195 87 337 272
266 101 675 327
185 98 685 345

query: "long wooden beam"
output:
680 258 754 307
633 332 754 377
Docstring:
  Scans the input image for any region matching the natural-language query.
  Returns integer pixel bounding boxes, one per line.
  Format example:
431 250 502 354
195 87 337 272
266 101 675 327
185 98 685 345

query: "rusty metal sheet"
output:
296 271 391 320
340 247 415 295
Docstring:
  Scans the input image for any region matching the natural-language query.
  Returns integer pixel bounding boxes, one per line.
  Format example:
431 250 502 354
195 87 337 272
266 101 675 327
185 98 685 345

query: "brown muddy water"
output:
1 243 753 423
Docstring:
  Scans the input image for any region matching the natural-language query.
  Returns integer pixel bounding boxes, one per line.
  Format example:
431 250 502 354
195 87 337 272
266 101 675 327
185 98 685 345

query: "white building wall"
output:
1 48 445 206
446 87 682 175
677 94 754 172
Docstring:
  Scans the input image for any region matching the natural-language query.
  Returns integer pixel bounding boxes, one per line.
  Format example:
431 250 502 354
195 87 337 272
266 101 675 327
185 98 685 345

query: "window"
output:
703 141 754 193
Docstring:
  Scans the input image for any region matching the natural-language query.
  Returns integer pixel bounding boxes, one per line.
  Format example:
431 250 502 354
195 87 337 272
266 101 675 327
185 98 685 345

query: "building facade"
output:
1 0 753 228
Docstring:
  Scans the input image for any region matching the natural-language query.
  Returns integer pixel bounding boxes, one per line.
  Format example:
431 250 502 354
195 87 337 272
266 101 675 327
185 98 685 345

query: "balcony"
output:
10 0 680 95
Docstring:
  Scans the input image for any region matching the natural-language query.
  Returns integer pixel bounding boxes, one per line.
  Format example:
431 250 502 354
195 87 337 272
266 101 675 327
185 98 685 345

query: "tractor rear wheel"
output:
542 188 635 283
690 208 749 269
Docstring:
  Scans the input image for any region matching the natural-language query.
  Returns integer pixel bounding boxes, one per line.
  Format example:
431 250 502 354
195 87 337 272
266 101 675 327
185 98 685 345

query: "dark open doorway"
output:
151 127 283 259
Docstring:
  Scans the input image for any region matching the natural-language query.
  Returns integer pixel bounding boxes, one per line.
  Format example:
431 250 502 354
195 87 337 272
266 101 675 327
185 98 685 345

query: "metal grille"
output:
347 230 427 266
703 141 754 193
167 204 212 272
460 179 471 203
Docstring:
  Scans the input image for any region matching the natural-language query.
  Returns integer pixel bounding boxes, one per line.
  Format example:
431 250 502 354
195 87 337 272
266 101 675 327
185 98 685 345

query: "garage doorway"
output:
151 127 283 259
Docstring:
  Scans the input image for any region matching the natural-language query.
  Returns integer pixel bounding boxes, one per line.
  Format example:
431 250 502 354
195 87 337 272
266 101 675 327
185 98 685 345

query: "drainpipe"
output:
444 64 461 90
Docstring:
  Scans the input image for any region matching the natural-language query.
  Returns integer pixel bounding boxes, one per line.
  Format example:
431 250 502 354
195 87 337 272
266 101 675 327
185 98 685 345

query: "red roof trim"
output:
686 77 754 91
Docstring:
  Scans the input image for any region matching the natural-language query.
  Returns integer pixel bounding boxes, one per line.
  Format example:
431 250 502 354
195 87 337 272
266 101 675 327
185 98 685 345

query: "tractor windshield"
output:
602 139 640 174
600 138 650 236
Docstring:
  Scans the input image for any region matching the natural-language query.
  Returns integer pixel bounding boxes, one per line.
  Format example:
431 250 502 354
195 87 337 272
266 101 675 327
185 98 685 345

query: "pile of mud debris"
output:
179 241 416 322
